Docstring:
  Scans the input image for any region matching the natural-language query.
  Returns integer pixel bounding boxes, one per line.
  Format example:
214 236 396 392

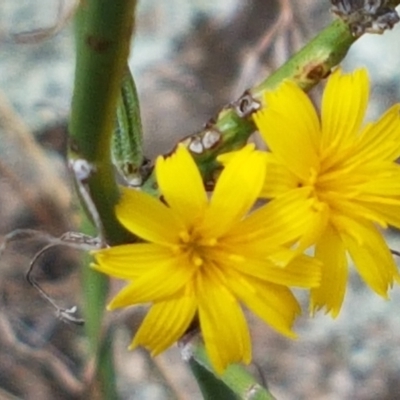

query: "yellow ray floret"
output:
253 67 400 317
92 144 321 373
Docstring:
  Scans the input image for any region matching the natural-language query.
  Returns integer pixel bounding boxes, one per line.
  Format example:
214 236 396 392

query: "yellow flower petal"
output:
326 194 388 228
358 164 400 197
201 145 267 238
226 269 300 338
297 201 329 252
226 253 321 288
261 155 299 198
254 80 320 181
218 240 294 265
196 269 251 374
321 68 369 152
218 151 298 199
108 255 194 308
156 145 207 226
130 294 197 355
116 187 184 245
354 104 400 163
225 188 315 248
311 225 348 317
341 220 400 297
359 202 400 230
280 254 322 287
92 243 174 279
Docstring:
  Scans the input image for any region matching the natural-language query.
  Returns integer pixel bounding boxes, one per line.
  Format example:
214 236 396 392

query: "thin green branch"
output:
140 18 358 194
251 19 355 98
69 1 138 399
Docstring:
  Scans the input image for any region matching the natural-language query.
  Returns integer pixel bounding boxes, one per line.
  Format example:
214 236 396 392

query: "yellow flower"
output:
253 68 400 317
92 144 320 373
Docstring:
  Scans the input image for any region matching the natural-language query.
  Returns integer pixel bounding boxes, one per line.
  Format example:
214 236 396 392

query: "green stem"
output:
69 0 138 398
70 0 136 245
97 327 118 398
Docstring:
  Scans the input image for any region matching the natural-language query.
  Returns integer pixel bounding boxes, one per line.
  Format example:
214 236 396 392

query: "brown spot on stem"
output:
86 35 111 52
305 63 328 81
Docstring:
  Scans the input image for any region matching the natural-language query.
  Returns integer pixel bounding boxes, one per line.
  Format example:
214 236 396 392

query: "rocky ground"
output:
1 1 400 399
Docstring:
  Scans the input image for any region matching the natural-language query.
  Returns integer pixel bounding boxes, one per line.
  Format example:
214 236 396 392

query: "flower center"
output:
178 229 217 268
305 168 318 187
297 166 335 210
298 167 320 197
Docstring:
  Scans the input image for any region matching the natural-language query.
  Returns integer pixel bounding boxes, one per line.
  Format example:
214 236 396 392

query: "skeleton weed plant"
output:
2 0 400 398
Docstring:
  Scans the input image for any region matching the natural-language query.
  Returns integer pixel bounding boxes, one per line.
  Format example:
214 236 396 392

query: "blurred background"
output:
1 1 400 399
